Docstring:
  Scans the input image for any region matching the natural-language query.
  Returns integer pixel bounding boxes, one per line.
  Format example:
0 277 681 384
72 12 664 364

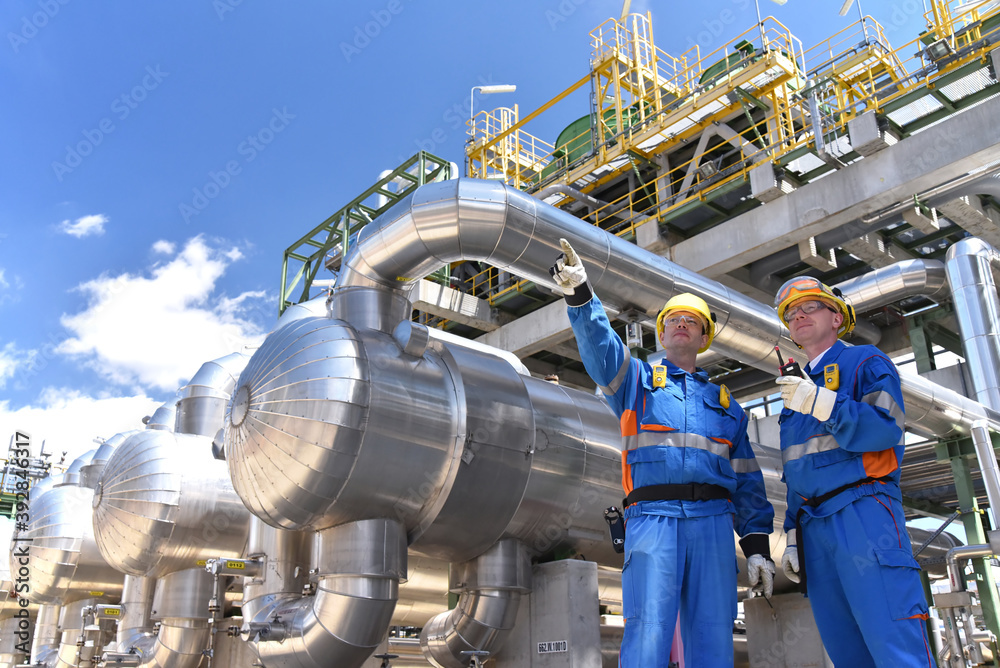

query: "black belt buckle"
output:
604 506 625 553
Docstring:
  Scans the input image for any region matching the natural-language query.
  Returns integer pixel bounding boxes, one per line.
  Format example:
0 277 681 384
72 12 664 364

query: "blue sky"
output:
0 0 934 462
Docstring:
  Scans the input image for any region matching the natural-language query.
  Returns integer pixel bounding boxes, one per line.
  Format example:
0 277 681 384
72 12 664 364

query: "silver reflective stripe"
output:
730 457 761 474
862 390 904 430
781 434 840 465
634 431 729 458
623 435 638 451
599 347 632 396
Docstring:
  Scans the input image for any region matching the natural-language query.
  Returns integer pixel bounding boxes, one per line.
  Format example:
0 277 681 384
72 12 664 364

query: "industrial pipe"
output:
419 539 531 668
249 519 407 668
338 177 1000 439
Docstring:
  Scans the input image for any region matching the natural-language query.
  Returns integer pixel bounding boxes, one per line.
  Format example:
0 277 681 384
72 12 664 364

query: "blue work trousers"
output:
620 512 736 667
803 493 935 667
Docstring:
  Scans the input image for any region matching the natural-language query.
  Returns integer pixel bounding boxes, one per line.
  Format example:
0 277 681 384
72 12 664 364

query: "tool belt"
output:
623 483 729 509
794 475 892 594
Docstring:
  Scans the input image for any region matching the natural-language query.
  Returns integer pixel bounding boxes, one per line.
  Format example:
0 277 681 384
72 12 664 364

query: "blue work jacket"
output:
567 295 773 537
779 340 906 531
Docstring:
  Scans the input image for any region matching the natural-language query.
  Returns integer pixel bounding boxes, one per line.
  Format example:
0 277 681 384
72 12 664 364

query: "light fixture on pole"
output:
753 0 788 48
469 84 517 138
839 0 868 44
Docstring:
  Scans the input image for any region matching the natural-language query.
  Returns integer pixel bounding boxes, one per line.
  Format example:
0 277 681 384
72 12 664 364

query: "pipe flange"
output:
230 385 251 427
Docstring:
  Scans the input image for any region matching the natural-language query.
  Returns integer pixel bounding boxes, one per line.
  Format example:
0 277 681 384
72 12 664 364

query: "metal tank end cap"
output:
92 481 103 508
231 385 251 427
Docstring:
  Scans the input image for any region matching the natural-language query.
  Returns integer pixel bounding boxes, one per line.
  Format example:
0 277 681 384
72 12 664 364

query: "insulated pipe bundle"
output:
339 178 1000 440
29 604 60 667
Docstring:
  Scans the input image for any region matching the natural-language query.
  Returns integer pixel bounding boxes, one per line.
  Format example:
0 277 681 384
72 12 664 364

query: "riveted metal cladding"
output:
226 315 465 534
175 352 251 437
503 376 622 565
16 481 122 605
92 430 250 578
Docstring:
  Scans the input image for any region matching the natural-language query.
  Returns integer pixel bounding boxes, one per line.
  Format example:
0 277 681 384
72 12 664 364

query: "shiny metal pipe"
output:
250 519 407 668
80 431 138 490
338 178 1000 440
92 430 250 578
946 544 993 592
946 238 1000 410
971 420 1000 526
30 604 60 666
144 401 177 431
54 598 105 668
420 539 531 668
115 575 155 652
175 352 250 438
240 517 311 626
837 259 950 312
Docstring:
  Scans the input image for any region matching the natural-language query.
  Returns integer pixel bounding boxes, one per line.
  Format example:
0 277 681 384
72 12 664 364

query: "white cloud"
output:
57 236 268 392
0 389 160 465
152 240 176 255
0 269 8 289
0 342 32 389
60 214 108 238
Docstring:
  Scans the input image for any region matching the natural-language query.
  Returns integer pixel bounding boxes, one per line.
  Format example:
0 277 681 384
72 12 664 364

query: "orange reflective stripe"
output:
620 410 638 437
709 436 732 448
905 613 930 620
640 424 677 432
863 448 899 479
621 450 633 496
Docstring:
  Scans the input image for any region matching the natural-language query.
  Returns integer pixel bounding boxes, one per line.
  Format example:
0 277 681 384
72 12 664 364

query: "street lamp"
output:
469 84 517 138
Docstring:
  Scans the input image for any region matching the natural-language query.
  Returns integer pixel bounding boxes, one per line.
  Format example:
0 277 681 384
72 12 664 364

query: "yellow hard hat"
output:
774 276 856 338
655 293 716 353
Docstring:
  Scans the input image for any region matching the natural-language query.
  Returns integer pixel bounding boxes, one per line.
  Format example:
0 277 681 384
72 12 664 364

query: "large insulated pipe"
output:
249 519 407 668
946 238 1000 520
92 429 250 578
420 539 531 668
113 575 156 654
104 569 216 668
338 178 1000 440
53 597 106 668
175 352 250 437
239 516 312 632
836 259 950 312
29 604 60 667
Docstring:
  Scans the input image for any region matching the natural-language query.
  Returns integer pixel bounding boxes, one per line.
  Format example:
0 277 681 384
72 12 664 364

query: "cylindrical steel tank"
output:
226 314 623 567
92 429 250 578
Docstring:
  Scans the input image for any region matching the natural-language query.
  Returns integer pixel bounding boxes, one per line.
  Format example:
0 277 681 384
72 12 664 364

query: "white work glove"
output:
746 554 776 599
550 238 588 295
781 528 800 583
775 375 836 422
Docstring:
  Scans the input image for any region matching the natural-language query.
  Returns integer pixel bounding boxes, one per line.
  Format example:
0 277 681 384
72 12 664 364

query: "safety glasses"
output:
782 300 836 323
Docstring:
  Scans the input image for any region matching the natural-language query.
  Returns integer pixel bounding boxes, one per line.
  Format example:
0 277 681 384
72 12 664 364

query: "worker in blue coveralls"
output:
550 239 775 668
773 276 935 666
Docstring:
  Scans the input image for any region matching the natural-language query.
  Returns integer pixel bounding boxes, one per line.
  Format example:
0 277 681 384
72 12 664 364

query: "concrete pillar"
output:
495 560 603 668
